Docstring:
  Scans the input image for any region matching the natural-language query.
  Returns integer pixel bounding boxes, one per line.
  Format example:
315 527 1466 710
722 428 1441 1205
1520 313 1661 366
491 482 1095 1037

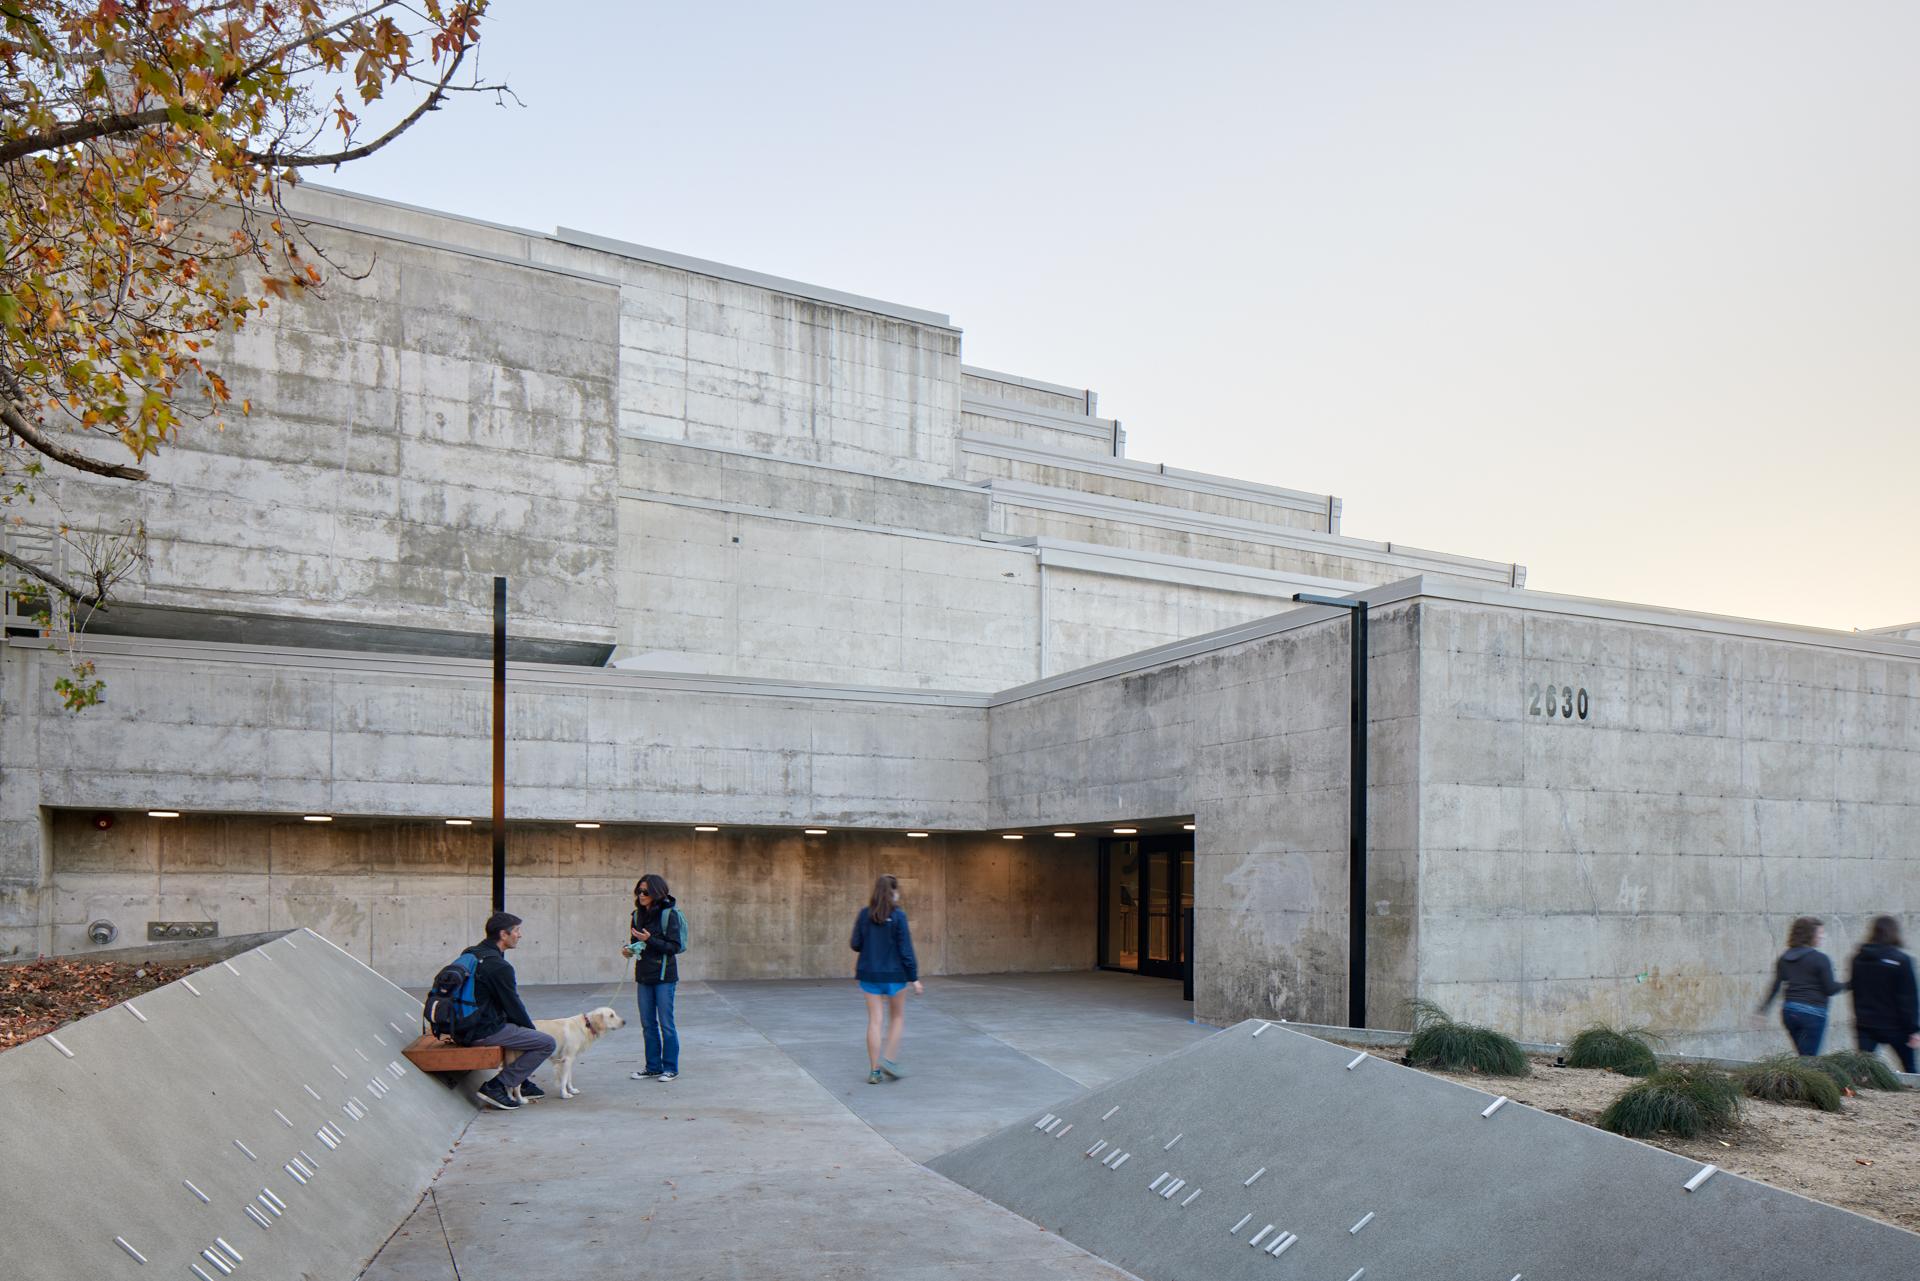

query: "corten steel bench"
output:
403 1034 504 1073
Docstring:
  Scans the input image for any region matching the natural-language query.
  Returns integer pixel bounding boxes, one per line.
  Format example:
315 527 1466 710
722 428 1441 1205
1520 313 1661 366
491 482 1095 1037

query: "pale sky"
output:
334 1 1919 632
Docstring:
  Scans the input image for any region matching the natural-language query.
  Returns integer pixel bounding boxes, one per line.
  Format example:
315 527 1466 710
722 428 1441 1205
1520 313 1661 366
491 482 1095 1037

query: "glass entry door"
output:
1099 834 1193 979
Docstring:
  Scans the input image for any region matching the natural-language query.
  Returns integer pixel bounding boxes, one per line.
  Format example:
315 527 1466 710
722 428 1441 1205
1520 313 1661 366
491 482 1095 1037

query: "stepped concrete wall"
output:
0 929 474 1281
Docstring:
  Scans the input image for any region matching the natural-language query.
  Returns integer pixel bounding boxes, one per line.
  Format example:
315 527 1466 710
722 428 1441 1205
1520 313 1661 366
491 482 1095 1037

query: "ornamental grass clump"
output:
1814 1050 1904 1092
1738 1056 1845 1112
1405 999 1529 1077
1565 1025 1661 1076
1599 1065 1742 1139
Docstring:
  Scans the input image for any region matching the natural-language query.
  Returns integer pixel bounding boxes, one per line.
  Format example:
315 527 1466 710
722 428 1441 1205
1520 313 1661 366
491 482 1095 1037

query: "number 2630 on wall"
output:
1528 683 1590 720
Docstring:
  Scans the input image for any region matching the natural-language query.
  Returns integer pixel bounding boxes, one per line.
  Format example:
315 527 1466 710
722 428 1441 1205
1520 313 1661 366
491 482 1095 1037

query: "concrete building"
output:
3 187 1915 1057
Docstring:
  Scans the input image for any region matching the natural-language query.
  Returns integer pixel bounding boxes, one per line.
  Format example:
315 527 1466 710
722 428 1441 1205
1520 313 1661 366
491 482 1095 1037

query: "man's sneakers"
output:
476 1078 521 1111
630 1069 662 1081
516 1078 546 1101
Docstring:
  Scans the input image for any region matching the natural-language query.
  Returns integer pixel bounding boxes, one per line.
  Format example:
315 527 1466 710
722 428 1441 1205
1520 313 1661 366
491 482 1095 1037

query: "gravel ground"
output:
1355 1045 1920 1234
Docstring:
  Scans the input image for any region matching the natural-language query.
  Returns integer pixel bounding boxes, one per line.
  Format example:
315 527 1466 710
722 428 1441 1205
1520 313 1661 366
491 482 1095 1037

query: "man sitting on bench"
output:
464 912 555 1111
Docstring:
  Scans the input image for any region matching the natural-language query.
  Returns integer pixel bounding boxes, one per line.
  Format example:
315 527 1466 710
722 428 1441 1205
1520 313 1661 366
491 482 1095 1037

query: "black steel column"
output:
1349 604 1368 1030
492 576 507 913
1294 592 1370 1029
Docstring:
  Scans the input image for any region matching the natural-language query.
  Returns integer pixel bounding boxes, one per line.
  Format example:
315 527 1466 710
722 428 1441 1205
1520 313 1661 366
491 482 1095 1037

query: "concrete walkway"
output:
361 971 1213 1281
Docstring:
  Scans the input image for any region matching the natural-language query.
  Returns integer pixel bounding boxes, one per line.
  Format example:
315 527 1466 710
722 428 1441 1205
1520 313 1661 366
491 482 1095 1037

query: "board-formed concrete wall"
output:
989 600 1424 1029
1414 586 1920 1058
0 929 474 1281
45 813 1097 986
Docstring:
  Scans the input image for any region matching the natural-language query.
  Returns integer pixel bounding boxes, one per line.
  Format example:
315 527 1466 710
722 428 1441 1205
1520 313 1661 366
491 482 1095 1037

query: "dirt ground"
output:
1375 1047 1920 1234
0 958 203 1051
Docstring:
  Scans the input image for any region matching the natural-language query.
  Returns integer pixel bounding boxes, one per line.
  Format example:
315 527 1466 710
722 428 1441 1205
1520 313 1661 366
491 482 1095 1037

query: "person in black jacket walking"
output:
851 872 922 1086
1850 915 1919 1074
463 912 556 1111
625 874 686 1082
1757 915 1845 1056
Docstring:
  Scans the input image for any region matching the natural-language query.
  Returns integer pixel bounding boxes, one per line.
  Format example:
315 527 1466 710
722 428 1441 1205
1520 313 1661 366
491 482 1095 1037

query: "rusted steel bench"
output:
402 1034 503 1073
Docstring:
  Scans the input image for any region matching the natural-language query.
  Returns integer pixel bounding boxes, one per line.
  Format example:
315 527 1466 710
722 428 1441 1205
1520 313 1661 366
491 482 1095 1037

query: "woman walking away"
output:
625 874 686 1082
851 873 922 1085
1758 916 1845 1056
1850 915 1919 1074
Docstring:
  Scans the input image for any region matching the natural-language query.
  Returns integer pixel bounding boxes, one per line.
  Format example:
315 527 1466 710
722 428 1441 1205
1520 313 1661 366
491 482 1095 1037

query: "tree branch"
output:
0 547 107 609
0 106 179 168
245 42 467 169
1 400 149 480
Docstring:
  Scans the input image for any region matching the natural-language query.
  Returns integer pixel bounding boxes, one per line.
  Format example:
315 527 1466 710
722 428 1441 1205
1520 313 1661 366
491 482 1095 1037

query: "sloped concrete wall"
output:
0 928 473 1281
931 1021 1920 1280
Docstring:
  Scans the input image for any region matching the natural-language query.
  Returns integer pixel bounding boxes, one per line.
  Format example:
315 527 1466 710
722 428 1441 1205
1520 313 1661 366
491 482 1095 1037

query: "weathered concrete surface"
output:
931 1019 1920 1281
989 599 1423 1030
1416 590 1920 1057
362 972 1198 1281
43 811 1096 986
0 928 474 1281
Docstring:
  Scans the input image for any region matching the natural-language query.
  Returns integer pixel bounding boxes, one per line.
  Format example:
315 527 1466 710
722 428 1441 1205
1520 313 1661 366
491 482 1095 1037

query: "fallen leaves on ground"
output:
0 958 202 1050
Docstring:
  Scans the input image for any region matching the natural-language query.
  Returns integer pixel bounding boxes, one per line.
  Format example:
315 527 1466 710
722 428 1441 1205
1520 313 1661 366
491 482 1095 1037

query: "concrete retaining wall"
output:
44 815 1098 987
0 928 474 1280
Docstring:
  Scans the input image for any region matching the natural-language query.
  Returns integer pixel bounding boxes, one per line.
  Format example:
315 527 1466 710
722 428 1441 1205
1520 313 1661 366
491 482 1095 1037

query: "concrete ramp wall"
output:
929 1020 1920 1280
0 928 475 1280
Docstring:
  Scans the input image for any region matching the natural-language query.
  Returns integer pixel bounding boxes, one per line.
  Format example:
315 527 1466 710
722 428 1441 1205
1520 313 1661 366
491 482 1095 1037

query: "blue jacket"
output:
850 907 917 983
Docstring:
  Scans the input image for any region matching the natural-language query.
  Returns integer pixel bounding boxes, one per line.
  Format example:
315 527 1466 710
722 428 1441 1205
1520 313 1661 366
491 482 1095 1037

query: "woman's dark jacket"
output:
850 907 918 983
1758 946 1844 1011
1849 944 1919 1035
630 896 685 986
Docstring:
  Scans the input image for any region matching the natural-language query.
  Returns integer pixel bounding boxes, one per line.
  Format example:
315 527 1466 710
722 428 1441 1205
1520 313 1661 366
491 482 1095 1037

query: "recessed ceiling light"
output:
1112 827 1137 835
1053 831 1077 837
303 815 333 823
1002 833 1024 840
804 829 829 835
906 831 930 838
694 826 719 833
445 819 473 827
574 822 601 830
147 810 180 819
1183 823 1196 831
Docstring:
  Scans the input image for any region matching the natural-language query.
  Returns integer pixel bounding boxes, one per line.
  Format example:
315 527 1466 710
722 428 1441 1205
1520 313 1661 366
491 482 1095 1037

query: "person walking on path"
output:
1757 915 1845 1056
851 872 922 1085
626 874 686 1082
1849 915 1919 1074
463 912 556 1111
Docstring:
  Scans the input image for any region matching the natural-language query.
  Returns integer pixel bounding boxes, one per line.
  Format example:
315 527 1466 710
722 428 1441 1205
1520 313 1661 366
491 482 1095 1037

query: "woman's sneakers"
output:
657 1071 678 1081
879 1058 905 1080
867 1068 884 1085
630 1069 662 1080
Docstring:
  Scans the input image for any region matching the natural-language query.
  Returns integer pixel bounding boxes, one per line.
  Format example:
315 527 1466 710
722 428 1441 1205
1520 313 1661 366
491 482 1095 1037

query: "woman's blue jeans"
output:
1781 1001 1828 1057
637 981 679 1074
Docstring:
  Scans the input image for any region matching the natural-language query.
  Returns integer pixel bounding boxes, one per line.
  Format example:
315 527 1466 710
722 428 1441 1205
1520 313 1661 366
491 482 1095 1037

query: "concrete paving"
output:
360 971 1209 1281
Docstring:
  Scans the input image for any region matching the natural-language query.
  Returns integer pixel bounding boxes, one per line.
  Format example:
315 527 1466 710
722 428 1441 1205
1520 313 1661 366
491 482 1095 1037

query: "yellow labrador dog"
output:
506 1006 625 1100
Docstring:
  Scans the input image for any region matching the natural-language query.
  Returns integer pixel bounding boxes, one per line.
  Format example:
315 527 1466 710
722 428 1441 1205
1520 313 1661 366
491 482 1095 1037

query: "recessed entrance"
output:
1098 833 1193 981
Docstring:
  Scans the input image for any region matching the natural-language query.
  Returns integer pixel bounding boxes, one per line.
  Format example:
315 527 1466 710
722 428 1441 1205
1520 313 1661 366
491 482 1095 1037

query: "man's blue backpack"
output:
423 952 482 1041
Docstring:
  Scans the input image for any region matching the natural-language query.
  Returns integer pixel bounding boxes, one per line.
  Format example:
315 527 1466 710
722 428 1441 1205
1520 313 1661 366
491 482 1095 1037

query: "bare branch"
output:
245 41 469 169
1 400 150 481
0 546 108 609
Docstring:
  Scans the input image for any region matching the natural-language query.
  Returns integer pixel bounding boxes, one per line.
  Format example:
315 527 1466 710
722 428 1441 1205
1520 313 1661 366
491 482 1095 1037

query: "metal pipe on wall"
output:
492 575 506 913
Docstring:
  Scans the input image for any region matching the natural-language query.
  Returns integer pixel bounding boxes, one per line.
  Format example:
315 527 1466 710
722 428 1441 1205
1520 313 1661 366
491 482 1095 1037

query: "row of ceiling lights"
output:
142 811 1195 836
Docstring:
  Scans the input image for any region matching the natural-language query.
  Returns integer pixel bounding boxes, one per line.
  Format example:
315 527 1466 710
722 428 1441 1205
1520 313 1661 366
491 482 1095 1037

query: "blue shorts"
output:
859 980 908 996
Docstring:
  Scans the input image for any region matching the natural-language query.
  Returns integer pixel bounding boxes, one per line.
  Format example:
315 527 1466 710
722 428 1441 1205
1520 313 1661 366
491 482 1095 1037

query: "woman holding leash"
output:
625 873 685 1082
851 872 922 1085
